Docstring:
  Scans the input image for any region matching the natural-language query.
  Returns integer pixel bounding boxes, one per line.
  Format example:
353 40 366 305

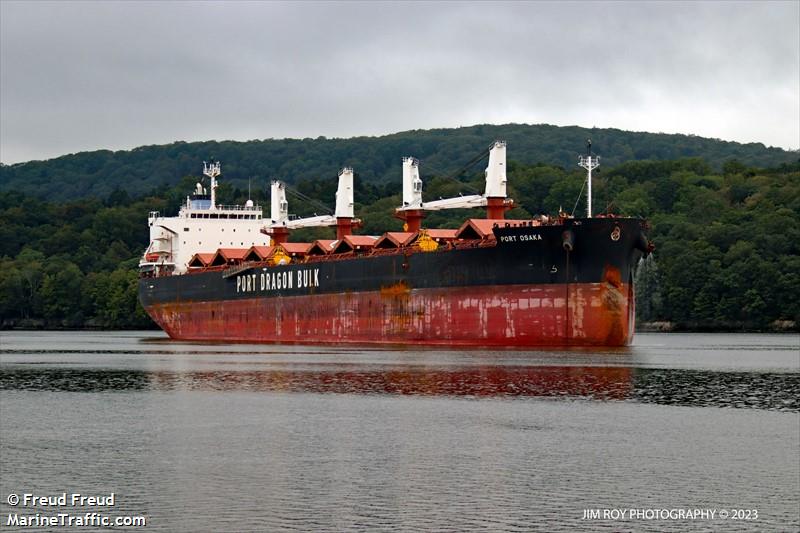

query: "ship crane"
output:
395 140 513 232
265 167 361 244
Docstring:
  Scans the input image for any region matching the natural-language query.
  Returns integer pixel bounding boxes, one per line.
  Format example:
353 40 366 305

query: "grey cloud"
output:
1 1 797 164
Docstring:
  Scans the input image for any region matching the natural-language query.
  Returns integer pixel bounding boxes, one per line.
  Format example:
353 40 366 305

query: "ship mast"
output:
578 140 599 218
203 160 221 210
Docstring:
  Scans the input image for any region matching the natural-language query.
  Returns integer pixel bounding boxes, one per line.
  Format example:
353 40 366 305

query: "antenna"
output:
244 177 254 208
578 139 599 218
202 160 221 179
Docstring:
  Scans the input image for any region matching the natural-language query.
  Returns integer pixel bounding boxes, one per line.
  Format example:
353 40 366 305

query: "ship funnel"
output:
270 180 289 224
335 167 354 219
484 141 507 199
402 157 423 208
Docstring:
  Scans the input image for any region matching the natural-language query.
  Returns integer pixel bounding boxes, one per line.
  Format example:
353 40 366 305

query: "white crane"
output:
395 141 513 230
266 167 360 242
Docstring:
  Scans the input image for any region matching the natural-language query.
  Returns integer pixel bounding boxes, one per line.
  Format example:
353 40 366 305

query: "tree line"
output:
0 155 797 330
2 123 796 202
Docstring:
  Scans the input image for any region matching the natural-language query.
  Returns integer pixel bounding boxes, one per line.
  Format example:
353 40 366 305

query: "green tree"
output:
39 260 84 324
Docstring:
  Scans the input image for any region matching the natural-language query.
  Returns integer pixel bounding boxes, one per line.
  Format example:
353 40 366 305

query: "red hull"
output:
145 282 635 347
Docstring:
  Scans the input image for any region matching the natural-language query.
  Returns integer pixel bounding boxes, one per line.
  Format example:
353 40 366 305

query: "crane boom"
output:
421 195 487 210
397 140 509 213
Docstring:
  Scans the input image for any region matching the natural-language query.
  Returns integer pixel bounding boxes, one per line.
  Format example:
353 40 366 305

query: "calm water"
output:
1 331 798 532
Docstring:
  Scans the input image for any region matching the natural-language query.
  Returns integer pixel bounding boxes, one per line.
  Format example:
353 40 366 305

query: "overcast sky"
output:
1 1 798 164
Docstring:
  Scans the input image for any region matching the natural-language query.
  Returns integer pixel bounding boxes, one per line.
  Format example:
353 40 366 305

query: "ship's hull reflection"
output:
3 364 797 410
149 365 633 399
1 365 630 398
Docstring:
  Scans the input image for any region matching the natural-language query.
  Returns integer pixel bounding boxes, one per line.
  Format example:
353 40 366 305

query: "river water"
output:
1 331 798 531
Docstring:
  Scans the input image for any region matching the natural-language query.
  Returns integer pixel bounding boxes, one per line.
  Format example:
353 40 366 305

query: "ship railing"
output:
301 238 493 263
303 252 356 263
214 204 261 212
222 262 260 278
185 261 264 274
368 247 407 257
184 237 498 273
185 265 228 275
450 238 494 250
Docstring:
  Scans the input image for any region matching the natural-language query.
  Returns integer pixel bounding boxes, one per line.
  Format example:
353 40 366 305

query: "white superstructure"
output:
139 161 270 275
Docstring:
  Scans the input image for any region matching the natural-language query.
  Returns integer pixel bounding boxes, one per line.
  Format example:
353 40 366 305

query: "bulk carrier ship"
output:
138 141 652 346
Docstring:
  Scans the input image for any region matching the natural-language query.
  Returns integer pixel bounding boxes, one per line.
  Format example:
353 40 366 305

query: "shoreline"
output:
636 320 798 334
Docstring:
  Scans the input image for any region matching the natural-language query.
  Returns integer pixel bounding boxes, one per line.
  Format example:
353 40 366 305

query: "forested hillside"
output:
1 123 796 201
1 147 797 330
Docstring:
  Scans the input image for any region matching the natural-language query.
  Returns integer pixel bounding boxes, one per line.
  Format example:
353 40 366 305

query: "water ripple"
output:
1 366 797 411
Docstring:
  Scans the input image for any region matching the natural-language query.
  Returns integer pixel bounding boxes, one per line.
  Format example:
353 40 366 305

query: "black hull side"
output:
139 218 648 307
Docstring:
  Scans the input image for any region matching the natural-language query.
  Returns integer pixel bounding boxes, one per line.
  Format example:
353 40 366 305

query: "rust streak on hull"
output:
145 283 634 347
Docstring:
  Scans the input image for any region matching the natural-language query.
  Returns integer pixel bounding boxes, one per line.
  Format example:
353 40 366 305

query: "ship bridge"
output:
140 161 270 275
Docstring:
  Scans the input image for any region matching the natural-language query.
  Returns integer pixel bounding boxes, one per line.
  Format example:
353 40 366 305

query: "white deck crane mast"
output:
395 140 513 231
265 167 360 243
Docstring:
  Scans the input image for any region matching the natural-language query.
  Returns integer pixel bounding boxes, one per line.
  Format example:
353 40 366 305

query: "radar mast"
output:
203 160 221 209
578 140 600 218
